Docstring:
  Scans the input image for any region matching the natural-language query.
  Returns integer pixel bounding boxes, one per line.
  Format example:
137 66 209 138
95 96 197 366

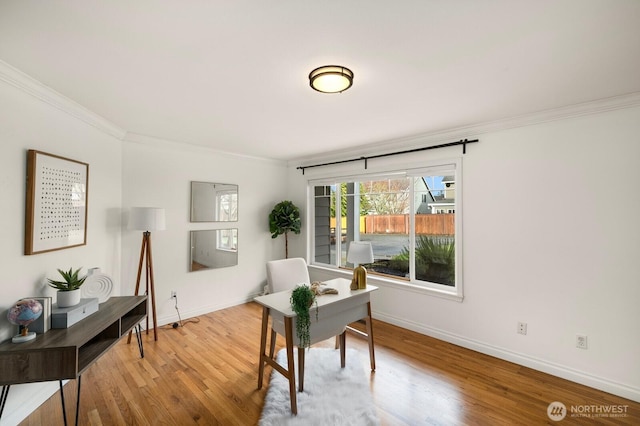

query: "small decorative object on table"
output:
310 281 338 295
47 267 87 308
51 298 99 328
347 241 374 290
81 268 114 303
7 299 43 343
290 284 318 348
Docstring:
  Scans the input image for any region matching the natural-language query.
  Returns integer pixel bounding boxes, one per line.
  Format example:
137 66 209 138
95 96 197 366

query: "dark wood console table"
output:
0 296 147 425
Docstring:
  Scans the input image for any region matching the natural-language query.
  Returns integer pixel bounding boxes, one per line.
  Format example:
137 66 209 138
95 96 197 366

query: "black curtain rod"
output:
297 138 479 174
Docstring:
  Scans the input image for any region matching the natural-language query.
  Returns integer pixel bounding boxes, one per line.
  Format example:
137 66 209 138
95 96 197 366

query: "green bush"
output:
389 236 455 286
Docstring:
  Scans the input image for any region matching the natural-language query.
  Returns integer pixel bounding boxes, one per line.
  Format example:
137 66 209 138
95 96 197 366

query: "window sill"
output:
308 264 463 302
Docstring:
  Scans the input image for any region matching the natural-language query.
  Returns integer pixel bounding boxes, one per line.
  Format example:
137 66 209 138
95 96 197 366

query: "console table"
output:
0 296 147 425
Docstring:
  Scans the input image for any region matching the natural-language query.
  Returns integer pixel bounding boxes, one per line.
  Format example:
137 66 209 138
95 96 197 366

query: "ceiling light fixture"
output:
309 65 354 93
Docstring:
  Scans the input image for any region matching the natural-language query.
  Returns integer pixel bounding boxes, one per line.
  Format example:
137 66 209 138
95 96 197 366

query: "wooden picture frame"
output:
25 150 89 255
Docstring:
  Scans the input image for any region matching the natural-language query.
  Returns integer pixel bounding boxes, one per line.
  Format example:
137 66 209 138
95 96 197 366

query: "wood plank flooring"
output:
19 302 640 425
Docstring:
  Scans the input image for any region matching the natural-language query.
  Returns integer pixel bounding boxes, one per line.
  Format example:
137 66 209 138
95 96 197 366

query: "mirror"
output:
190 229 238 271
190 181 238 222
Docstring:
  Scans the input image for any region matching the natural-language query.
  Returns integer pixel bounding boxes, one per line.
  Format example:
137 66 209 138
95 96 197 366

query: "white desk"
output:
254 277 377 414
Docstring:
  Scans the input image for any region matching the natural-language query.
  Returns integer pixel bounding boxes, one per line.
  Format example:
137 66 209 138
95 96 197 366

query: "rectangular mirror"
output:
190 229 238 271
190 181 238 222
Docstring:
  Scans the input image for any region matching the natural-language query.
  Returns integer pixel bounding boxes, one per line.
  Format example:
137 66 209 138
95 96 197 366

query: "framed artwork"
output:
25 150 89 255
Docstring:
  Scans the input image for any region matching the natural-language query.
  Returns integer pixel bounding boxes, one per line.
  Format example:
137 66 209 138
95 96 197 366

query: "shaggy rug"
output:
259 348 380 426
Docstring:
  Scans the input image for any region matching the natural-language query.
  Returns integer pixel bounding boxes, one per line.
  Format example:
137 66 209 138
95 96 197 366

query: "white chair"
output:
266 257 310 294
265 258 346 358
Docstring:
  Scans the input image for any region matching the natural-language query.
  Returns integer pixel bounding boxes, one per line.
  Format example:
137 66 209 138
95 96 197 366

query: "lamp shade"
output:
309 65 354 93
129 207 166 231
347 241 374 265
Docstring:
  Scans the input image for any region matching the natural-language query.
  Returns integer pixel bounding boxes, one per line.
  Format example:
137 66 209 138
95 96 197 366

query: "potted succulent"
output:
290 284 318 348
48 267 87 308
269 200 301 259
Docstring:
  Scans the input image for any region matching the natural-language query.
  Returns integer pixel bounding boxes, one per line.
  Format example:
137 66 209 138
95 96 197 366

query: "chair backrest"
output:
266 257 310 293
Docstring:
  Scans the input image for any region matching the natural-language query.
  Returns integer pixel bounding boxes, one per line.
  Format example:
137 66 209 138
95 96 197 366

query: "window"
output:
216 190 237 222
216 228 238 251
309 161 461 298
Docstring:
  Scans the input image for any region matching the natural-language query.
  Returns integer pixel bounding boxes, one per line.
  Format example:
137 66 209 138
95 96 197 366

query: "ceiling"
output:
1 1 639 161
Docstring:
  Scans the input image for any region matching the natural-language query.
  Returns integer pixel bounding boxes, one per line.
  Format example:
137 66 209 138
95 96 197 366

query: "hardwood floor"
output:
20 302 639 425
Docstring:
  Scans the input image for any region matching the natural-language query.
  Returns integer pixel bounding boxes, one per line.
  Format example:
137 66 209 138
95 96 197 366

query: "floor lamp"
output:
128 207 165 341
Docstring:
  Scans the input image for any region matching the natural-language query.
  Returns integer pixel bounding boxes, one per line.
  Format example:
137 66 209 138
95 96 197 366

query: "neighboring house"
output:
428 175 455 214
415 176 455 214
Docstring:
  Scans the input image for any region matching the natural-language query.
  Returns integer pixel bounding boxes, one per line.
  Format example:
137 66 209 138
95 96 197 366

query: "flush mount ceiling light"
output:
309 65 354 93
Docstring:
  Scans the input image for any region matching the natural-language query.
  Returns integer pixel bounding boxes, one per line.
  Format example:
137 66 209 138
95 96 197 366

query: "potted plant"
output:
290 284 318 348
269 200 301 258
48 267 87 308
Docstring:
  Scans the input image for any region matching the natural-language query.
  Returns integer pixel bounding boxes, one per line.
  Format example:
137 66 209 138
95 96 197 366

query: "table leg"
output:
365 302 376 371
59 380 68 426
257 307 269 390
284 316 297 415
298 347 305 392
0 385 10 419
269 329 277 359
135 324 144 358
339 330 346 368
75 375 82 426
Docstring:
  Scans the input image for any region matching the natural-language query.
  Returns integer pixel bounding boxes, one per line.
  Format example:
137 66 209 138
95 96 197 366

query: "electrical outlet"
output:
576 334 588 349
517 322 527 335
171 290 177 299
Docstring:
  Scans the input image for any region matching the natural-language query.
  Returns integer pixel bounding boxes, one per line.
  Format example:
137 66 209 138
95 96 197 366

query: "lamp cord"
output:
165 295 200 329
174 295 183 327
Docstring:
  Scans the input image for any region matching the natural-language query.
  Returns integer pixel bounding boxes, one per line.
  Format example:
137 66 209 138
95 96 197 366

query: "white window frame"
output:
307 159 463 301
216 228 237 252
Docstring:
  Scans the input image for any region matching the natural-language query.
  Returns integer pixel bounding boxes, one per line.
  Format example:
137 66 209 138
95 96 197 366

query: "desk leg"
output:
75 375 82 426
59 380 68 426
257 307 269 390
339 330 346 368
268 329 277 359
135 323 145 358
0 385 10 419
298 347 305 392
284 316 297 415
365 302 376 371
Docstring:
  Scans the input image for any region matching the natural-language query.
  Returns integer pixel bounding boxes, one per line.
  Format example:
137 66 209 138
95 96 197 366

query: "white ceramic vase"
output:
57 289 81 308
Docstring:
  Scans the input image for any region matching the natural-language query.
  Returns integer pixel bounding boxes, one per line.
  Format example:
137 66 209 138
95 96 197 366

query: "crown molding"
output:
124 132 286 165
0 60 126 140
2 58 638 163
290 91 640 167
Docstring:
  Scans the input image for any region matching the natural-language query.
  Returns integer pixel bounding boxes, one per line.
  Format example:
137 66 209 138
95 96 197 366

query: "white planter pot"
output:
57 289 81 308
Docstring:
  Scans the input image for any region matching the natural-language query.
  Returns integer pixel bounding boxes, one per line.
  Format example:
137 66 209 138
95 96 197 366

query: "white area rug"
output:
260 348 380 426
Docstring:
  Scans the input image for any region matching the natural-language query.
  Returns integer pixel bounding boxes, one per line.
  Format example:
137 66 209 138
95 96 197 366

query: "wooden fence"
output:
364 214 454 235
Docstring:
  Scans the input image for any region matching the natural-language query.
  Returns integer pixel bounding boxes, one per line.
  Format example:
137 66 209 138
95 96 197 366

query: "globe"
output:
7 299 43 343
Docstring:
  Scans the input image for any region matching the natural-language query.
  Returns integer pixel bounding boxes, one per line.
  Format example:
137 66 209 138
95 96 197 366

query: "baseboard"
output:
155 293 262 327
373 311 640 403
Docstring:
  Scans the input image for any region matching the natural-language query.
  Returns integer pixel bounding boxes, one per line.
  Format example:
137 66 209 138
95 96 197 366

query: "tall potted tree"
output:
269 200 301 258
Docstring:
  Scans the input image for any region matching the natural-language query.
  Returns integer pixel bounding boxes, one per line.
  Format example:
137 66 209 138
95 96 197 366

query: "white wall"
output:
120 136 288 326
0 69 124 425
287 104 640 402
0 66 289 425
